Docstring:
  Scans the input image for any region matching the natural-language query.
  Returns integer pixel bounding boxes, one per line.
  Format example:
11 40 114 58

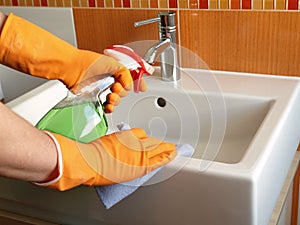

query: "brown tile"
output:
19 0 26 6
80 0 88 6
209 0 218 8
159 0 168 8
48 0 56 6
4 0 11 5
220 0 229 8
264 0 274 9
26 0 34 6
56 0 63 6
132 0 139 7
64 0 71 6
275 0 285 9
178 0 188 8
105 0 112 7
72 0 80 6
252 0 263 9
141 0 149 7
189 0 199 8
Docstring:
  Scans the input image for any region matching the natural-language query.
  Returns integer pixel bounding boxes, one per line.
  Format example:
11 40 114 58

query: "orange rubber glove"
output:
0 13 133 113
35 129 176 191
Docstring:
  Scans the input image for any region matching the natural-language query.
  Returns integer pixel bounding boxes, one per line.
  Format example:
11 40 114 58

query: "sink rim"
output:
109 68 300 176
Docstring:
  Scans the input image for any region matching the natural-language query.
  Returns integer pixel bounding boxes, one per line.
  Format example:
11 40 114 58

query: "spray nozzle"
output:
104 45 154 93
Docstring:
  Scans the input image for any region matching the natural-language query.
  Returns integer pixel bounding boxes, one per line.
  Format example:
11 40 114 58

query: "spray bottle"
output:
36 45 154 143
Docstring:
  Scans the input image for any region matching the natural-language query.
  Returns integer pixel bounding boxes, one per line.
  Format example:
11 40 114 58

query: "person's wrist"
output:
33 131 63 186
0 12 7 34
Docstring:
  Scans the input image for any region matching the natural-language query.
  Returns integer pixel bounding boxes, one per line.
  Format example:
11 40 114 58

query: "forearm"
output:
0 102 58 182
0 12 7 33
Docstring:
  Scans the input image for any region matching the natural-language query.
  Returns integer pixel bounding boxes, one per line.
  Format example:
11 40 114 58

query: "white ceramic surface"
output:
6 80 68 125
104 69 300 225
0 68 299 225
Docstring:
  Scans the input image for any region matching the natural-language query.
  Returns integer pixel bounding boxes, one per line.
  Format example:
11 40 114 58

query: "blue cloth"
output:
95 143 194 209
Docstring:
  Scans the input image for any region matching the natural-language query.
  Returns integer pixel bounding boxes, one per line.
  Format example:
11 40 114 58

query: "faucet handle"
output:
134 12 176 29
134 17 160 27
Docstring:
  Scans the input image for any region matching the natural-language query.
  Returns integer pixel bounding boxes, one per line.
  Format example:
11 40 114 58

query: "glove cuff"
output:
38 132 113 191
32 131 63 187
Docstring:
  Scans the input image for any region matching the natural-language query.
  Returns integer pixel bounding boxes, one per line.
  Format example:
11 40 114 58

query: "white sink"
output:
0 68 299 225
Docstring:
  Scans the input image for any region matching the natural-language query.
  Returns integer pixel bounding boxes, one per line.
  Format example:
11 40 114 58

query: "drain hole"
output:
156 97 166 108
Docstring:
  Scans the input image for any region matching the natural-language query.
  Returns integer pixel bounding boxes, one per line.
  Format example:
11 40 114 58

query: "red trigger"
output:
130 69 145 93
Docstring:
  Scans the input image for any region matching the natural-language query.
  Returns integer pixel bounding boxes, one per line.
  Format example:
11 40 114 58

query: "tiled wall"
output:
73 8 300 77
0 0 300 10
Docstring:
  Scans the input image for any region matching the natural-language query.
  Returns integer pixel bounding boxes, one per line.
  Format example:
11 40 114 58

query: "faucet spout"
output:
144 38 171 65
134 12 181 82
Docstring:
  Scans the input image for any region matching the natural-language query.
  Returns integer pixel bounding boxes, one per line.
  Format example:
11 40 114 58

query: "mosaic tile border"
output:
0 0 299 11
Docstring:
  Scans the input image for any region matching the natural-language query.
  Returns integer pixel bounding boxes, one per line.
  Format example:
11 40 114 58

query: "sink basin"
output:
0 68 299 225
107 75 272 165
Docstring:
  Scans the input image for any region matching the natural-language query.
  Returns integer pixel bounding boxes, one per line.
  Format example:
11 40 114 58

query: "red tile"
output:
123 0 130 7
242 0 251 8
41 0 48 6
288 0 298 9
199 0 208 8
231 0 240 8
12 0 18 6
89 0 96 6
169 0 177 7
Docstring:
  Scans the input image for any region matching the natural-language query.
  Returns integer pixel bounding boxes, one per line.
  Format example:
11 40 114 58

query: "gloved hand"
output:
36 129 176 191
0 13 133 113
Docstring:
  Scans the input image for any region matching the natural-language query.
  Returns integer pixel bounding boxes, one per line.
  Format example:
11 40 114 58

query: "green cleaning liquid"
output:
36 102 108 143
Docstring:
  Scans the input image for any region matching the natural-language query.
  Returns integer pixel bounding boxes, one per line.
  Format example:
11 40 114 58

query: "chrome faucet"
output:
134 12 181 82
